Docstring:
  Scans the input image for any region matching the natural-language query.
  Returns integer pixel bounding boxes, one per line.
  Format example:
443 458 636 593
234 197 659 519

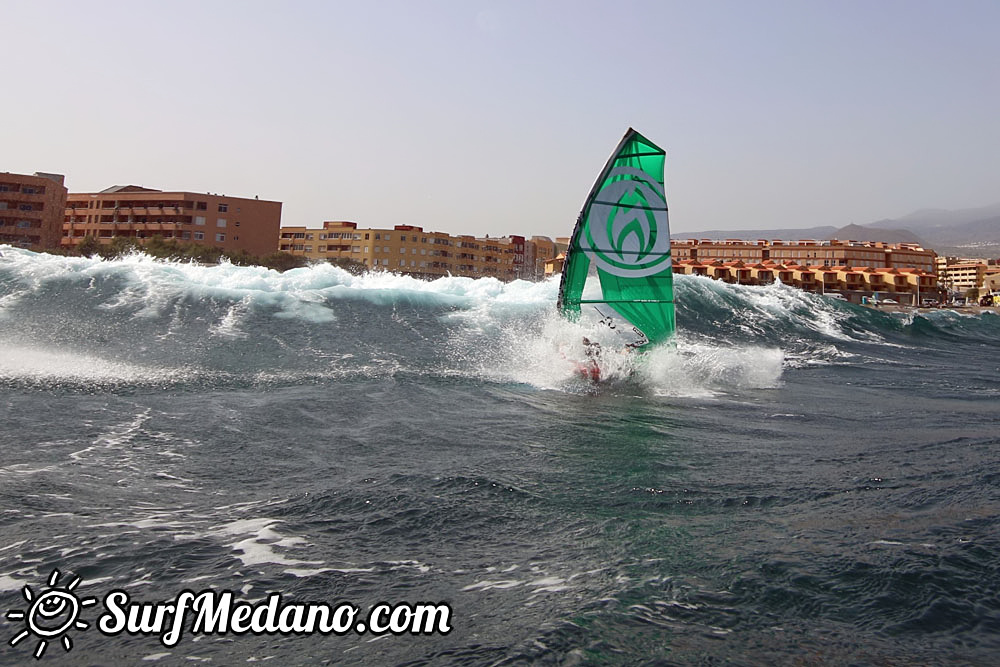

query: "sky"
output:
4 0 999 237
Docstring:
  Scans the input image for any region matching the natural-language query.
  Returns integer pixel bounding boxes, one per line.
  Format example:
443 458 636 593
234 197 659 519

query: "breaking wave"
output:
1 246 997 396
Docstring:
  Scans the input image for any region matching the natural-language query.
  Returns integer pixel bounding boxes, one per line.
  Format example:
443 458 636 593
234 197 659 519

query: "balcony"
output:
4 207 43 218
1 191 52 203
1 224 38 235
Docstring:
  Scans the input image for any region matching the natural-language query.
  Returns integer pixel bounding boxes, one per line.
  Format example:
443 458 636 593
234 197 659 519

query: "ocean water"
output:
0 246 998 665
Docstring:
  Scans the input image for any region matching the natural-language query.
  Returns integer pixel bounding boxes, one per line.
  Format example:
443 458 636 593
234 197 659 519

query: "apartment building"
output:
525 236 568 280
934 256 1000 297
934 255 991 273
63 186 282 256
543 253 565 277
937 263 987 294
983 270 1000 296
671 259 937 304
278 221 562 281
0 172 68 250
671 238 936 272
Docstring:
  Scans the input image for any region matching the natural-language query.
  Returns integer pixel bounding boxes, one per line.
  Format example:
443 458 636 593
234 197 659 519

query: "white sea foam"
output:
640 341 785 396
0 245 547 303
462 579 523 591
0 345 193 385
0 574 27 592
209 298 251 338
448 304 784 397
213 518 321 568
527 576 569 593
386 559 433 573
0 540 28 553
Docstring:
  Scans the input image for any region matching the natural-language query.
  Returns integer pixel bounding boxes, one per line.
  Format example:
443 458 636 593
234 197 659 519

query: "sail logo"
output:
583 166 671 278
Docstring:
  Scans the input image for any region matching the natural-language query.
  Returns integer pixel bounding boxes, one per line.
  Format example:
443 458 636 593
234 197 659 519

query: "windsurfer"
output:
555 129 675 356
579 337 602 382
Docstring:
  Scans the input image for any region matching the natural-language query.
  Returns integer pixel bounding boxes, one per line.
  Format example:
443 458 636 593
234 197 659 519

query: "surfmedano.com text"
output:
98 589 453 647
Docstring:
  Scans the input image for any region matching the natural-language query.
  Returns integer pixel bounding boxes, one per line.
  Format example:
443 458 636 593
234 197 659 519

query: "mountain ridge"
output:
671 203 1000 253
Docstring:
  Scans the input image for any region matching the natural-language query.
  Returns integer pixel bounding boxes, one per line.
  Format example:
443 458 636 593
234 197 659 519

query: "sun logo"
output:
6 569 97 659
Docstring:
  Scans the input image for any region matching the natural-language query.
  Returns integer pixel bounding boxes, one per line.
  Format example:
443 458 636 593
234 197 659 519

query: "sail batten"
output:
591 201 668 211
557 128 676 348
576 299 674 304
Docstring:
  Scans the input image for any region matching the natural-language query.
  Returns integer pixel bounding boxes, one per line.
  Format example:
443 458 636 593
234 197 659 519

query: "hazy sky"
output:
4 0 998 237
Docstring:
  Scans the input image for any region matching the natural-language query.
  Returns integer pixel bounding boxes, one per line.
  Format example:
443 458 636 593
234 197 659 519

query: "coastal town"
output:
4 3 1000 664
3 170 999 307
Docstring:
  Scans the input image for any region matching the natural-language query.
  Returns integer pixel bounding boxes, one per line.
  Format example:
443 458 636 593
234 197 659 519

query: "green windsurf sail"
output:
557 128 675 347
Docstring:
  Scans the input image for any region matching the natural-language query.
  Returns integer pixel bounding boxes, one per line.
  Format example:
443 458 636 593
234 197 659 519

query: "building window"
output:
375 233 381 240
421 237 427 243
400 248 405 254
364 233 370 240
364 247 369 253
304 245 311 251
196 202 207 210
382 258 389 266
194 231 205 240
216 233 226 242
218 204 228 212
306 234 313 240
22 187 37 195
352 246 360 252
195 216 206 225
412 248 417 254
319 234 326 240
217 218 227 227
182 232 191 239
235 221 240 227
